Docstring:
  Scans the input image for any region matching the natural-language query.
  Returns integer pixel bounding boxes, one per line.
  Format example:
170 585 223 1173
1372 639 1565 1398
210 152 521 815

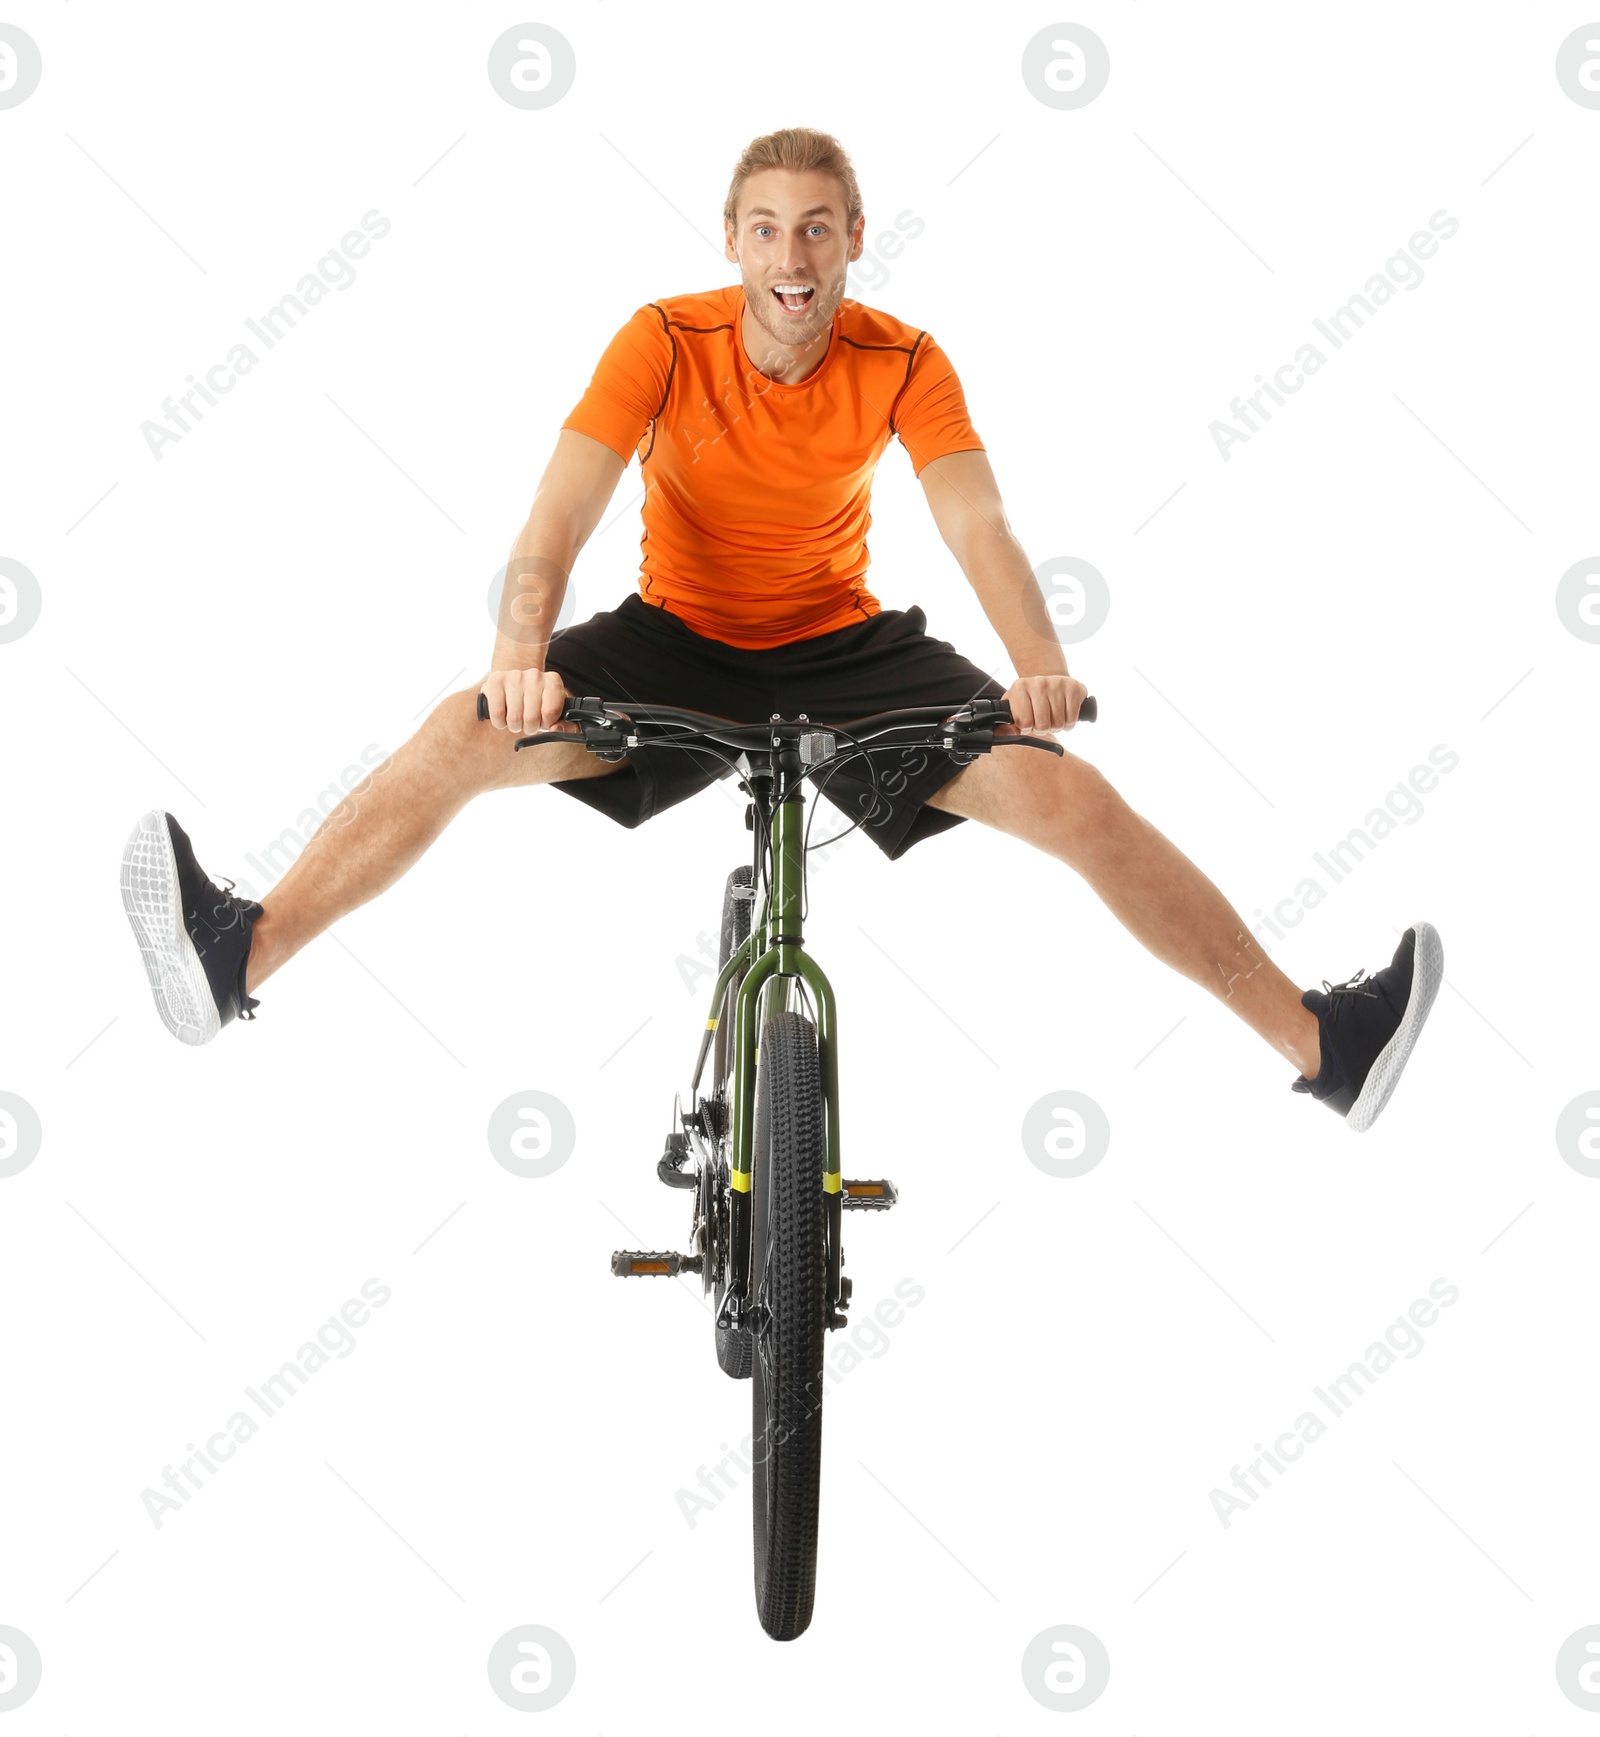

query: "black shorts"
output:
542 594 1005 861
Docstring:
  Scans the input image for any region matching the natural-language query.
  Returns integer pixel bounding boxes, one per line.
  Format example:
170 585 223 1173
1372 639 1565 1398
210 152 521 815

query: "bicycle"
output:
477 685 1097 1639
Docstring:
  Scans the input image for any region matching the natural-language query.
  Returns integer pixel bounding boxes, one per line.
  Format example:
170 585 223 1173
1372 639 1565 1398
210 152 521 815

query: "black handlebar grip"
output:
477 691 598 728
1080 694 1098 723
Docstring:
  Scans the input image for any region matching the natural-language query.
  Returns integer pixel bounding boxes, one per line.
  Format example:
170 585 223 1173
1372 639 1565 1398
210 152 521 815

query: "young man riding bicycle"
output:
122 126 1440 1132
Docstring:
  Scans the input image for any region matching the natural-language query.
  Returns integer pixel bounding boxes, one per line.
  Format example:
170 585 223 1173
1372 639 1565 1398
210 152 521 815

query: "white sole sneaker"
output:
120 810 221 1046
1346 920 1444 1133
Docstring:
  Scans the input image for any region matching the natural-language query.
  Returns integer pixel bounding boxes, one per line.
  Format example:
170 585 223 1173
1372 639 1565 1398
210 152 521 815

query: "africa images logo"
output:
1209 1279 1459 1528
140 212 393 460
1209 212 1460 460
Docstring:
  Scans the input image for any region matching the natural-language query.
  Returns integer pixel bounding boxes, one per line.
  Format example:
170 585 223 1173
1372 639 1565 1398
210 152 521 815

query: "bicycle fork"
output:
723 766 847 1329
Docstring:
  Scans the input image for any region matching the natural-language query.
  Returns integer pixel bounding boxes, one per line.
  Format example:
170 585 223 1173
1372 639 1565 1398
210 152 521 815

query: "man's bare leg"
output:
246 688 619 991
926 742 1323 1078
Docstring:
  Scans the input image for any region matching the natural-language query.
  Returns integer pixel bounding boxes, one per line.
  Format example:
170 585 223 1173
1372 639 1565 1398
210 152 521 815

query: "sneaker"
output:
121 810 262 1045
1292 922 1443 1132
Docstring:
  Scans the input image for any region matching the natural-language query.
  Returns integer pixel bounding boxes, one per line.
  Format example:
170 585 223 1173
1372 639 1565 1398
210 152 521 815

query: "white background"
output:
2 1 1597 1729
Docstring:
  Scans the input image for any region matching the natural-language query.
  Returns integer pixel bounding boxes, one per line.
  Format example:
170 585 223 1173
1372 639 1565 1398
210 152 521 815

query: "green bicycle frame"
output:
699 774 841 1313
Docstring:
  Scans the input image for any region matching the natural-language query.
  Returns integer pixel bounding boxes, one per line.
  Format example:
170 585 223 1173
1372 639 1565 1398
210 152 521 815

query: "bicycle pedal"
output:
841 1179 898 1209
611 1249 702 1277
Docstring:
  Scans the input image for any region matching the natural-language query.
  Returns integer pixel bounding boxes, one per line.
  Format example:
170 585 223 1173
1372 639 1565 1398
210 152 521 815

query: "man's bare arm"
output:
483 429 627 731
918 449 1089 731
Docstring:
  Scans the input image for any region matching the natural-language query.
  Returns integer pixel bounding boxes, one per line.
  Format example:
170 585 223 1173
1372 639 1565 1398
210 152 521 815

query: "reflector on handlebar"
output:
798 729 836 768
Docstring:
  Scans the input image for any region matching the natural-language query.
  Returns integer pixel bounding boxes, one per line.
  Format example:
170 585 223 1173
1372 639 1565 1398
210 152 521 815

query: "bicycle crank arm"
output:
611 1250 704 1277
656 1130 697 1190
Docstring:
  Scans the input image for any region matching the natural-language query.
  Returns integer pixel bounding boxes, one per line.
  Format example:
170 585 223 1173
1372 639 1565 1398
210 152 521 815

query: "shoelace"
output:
211 873 261 912
1320 967 1381 1023
1292 968 1384 1093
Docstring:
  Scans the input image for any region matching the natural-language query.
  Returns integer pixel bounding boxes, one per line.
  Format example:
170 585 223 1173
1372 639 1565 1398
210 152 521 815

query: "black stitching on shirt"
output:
885 331 927 435
638 304 681 465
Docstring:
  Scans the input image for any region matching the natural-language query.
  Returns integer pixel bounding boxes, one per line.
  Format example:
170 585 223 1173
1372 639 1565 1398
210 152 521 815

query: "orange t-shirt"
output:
561 284 984 649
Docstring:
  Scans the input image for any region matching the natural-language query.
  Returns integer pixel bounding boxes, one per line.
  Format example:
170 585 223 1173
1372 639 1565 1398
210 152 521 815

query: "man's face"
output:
725 168 865 352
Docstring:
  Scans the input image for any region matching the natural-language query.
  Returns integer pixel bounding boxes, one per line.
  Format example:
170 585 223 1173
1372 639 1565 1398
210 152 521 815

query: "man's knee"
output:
427 687 488 745
420 686 611 789
1009 746 1129 861
416 687 493 775
1058 751 1121 812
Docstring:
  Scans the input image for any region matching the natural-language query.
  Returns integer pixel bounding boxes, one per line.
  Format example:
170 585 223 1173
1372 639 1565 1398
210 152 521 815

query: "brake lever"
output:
942 688 1095 757
940 721 1067 761
513 729 584 751
513 722 631 760
990 734 1066 758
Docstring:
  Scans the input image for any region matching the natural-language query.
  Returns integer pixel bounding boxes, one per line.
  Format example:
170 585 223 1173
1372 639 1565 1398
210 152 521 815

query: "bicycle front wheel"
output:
750 1007 827 1641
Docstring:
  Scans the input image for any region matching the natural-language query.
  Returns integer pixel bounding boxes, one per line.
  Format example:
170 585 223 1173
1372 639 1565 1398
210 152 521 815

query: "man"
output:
121 126 1440 1131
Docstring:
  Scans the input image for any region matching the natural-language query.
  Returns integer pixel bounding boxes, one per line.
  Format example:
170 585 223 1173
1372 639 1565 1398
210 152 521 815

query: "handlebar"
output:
475 689 1096 744
474 685 1098 866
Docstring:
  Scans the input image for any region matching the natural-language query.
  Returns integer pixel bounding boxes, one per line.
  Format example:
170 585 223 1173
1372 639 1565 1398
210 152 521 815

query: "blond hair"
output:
723 127 863 234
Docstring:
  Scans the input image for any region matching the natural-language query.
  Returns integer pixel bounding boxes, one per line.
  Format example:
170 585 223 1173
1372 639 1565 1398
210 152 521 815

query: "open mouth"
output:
771 282 816 316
